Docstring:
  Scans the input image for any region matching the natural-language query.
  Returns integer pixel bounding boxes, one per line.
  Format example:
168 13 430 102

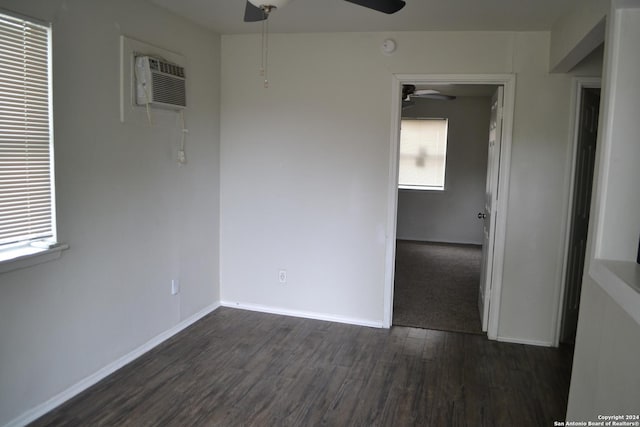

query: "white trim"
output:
384 74 516 341
591 1 640 263
590 6 619 262
488 80 513 340
0 244 68 274
496 336 554 347
583 0 640 327
5 302 221 427
553 77 601 347
220 301 384 329
397 185 445 191
382 77 402 328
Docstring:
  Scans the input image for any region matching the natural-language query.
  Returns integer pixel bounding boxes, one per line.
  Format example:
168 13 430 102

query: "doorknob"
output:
477 212 486 219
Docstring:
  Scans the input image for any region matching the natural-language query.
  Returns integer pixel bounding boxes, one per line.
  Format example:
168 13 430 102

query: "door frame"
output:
553 77 601 347
382 74 516 340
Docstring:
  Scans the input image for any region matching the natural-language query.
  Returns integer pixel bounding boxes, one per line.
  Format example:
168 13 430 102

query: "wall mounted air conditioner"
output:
135 55 186 110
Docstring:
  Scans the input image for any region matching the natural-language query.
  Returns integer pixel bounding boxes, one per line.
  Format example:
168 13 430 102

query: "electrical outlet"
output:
171 279 180 295
278 270 287 284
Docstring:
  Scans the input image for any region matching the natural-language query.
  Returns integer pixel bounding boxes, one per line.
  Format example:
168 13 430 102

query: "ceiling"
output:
149 0 581 34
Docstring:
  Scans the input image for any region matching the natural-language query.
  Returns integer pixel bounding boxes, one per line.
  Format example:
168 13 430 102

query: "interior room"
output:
1 0 639 425
393 85 493 334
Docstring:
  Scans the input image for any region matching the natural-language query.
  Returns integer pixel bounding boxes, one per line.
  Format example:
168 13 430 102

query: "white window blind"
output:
398 118 448 190
0 12 54 247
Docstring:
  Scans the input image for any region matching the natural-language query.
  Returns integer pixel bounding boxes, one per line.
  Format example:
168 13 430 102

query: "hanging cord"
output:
259 18 265 76
178 110 187 165
145 101 152 124
260 15 269 88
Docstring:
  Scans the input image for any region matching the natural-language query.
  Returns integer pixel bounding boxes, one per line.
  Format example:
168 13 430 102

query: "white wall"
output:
496 33 576 344
396 96 491 245
220 31 575 342
0 1 220 425
566 2 640 419
549 0 608 72
566 276 640 419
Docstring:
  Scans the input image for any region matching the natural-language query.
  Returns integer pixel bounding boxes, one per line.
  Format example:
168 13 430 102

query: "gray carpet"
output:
393 240 484 335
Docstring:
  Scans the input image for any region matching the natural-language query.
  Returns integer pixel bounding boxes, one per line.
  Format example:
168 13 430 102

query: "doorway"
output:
558 81 601 344
392 85 495 334
383 74 516 341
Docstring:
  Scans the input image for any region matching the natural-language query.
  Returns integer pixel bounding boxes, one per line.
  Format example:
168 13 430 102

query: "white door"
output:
478 86 503 332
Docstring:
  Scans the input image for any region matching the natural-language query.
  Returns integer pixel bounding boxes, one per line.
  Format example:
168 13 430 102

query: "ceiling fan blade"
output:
244 1 267 22
343 0 406 14
412 93 457 101
414 89 441 96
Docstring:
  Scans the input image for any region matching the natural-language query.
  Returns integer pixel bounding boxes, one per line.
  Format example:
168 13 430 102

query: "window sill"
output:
0 243 69 274
589 259 640 326
398 185 446 192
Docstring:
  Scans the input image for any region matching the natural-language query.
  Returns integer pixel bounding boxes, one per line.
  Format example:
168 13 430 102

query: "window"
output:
398 118 449 191
0 11 56 255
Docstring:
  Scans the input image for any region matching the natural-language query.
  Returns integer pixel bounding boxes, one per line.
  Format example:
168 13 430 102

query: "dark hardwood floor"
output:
31 307 573 426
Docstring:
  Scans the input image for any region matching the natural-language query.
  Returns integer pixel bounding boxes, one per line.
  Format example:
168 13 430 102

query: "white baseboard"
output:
5 302 221 427
496 335 554 347
396 238 483 246
220 300 384 329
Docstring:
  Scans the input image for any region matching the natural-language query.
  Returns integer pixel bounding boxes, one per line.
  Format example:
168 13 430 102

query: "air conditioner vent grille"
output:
151 73 186 107
135 55 186 110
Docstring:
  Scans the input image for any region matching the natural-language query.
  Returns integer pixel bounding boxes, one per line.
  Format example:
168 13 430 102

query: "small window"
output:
0 11 56 251
398 118 449 191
